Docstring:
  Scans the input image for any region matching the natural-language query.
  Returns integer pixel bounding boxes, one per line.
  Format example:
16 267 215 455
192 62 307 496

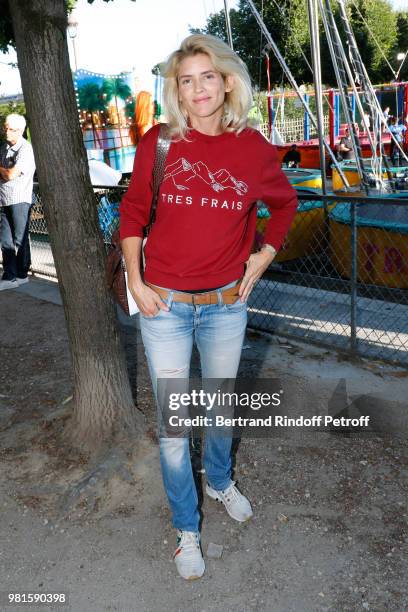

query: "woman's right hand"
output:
129 281 169 317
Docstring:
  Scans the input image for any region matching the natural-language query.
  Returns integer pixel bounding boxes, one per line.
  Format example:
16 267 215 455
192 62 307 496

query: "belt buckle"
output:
191 293 204 305
192 292 210 305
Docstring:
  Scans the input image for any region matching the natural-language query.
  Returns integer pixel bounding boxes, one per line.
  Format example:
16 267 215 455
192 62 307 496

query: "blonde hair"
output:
162 34 253 139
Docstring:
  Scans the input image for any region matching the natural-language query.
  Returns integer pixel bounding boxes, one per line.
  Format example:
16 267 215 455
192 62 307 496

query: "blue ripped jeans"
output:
140 280 247 533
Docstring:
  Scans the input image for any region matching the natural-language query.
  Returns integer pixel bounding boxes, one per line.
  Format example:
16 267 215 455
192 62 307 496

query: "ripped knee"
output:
157 365 189 377
159 437 189 469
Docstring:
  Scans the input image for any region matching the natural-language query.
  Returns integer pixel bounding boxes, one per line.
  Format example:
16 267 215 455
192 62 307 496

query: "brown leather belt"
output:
146 281 242 305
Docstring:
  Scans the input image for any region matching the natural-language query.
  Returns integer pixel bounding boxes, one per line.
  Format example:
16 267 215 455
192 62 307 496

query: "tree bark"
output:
9 0 145 450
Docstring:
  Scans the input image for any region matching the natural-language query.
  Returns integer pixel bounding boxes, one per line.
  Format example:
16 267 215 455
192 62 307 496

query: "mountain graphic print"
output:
163 157 249 196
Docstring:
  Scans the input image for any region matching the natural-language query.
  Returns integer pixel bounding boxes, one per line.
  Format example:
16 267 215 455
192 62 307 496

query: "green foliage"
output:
394 11 408 81
319 0 345 86
151 63 162 76
193 0 405 88
85 0 135 3
348 0 397 83
77 82 105 112
154 101 162 119
101 78 132 104
266 85 328 122
0 100 25 117
191 0 310 89
0 0 14 53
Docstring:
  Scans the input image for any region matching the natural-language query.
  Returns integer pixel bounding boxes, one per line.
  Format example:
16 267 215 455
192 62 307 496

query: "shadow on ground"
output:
0 284 407 611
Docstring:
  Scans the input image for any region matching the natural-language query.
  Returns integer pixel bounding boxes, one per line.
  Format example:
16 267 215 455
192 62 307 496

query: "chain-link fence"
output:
251 193 408 366
28 186 55 278
27 184 127 278
3 185 408 366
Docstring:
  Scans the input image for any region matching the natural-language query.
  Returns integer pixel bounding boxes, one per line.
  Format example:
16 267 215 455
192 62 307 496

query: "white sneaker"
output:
0 279 19 291
173 530 205 580
206 481 253 522
17 277 29 286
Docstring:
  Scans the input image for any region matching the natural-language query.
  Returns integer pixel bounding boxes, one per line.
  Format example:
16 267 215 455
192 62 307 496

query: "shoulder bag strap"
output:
146 123 171 234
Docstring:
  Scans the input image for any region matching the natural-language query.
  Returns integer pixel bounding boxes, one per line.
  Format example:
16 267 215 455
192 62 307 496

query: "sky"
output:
0 0 239 96
0 0 405 97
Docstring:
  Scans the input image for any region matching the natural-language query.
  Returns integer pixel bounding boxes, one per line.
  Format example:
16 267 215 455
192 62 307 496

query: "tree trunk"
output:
9 0 145 450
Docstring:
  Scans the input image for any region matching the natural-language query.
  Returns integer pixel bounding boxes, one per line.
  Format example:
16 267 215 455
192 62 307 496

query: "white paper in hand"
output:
124 271 140 315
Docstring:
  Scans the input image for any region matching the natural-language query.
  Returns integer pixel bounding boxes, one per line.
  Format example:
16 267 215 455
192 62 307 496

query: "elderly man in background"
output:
0 113 35 290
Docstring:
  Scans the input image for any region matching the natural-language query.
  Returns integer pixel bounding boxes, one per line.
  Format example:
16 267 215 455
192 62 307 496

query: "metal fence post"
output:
303 94 310 140
350 200 358 354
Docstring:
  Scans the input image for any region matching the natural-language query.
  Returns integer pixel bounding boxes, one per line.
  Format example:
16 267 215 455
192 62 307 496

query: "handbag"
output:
106 123 171 315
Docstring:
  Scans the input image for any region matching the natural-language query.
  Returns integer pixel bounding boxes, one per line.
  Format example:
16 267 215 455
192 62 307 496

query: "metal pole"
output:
336 0 408 165
223 0 234 50
72 38 78 72
395 50 407 81
67 12 79 72
350 201 357 354
307 0 328 196
319 0 370 192
329 89 335 150
303 93 310 140
246 0 350 188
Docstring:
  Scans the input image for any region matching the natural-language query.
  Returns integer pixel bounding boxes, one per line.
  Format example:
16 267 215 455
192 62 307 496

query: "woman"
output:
389 116 407 166
130 90 156 145
120 34 297 580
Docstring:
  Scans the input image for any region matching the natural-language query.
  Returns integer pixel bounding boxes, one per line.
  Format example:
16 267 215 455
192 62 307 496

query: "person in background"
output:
0 113 35 291
120 33 297 581
382 106 391 133
361 110 371 134
337 127 354 161
282 144 301 168
130 90 157 145
389 116 407 166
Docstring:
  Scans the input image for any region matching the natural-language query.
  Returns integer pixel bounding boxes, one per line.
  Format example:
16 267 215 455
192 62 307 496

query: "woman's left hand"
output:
239 248 276 302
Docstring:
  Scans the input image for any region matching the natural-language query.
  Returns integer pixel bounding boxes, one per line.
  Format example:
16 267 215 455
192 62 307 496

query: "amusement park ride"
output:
244 0 408 290
270 81 407 171
75 0 407 194
247 0 408 193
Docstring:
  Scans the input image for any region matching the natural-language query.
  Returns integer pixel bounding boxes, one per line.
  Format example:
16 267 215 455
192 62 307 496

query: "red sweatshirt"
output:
120 124 297 290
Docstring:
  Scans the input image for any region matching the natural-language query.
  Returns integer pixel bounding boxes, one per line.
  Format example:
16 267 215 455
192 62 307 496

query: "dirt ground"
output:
0 284 407 612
